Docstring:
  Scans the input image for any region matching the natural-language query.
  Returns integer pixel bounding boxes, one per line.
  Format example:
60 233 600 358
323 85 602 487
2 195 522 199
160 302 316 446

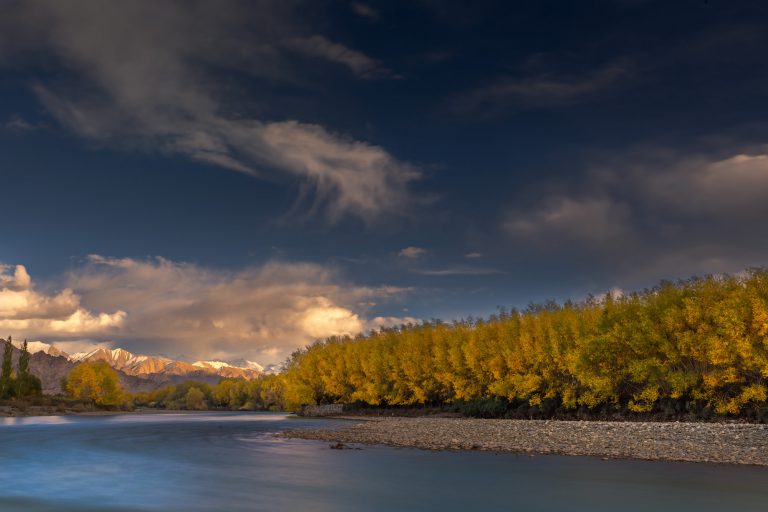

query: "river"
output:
0 412 765 511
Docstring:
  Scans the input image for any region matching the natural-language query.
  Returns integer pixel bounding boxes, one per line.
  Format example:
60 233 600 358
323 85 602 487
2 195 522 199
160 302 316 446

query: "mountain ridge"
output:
10 341 272 393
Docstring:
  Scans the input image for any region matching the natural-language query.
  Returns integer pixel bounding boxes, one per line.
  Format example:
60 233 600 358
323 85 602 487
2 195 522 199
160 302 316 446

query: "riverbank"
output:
0 405 189 417
280 416 768 465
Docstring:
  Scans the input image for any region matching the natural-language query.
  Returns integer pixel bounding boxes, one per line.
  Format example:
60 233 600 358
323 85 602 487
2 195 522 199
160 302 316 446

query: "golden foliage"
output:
277 270 768 417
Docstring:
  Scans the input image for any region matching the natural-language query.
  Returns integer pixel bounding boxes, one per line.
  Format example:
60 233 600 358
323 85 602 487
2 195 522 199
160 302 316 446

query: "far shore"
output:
279 416 768 466
0 405 240 418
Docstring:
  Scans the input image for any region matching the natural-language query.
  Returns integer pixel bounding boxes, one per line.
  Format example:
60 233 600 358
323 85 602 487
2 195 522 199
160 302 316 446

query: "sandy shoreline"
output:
280 416 768 466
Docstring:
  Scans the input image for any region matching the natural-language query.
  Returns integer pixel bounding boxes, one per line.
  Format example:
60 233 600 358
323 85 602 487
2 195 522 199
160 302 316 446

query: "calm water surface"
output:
0 412 765 511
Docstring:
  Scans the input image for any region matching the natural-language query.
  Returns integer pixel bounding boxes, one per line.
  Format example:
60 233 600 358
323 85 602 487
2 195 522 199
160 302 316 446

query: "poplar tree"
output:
18 340 29 379
15 340 41 398
0 337 14 399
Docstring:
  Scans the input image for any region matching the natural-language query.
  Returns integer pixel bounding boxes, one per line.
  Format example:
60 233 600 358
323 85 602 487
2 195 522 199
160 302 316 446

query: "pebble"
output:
279 417 768 465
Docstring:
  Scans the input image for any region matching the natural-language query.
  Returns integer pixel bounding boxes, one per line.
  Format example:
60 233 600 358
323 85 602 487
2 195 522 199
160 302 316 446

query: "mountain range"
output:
10 341 278 395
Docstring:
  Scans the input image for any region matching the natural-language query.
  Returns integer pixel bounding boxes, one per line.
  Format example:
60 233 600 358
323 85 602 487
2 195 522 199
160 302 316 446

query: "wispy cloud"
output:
453 62 632 116
351 2 380 21
1 1 415 223
4 115 37 132
414 266 502 276
503 197 631 246
398 246 427 259
283 35 396 79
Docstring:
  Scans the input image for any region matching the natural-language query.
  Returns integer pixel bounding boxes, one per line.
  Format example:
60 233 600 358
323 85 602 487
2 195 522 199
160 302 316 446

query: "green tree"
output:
15 340 41 398
0 336 14 399
65 361 124 407
185 387 206 410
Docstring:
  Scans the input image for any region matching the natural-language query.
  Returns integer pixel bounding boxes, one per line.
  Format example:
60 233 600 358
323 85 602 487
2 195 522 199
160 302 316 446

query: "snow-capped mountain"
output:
192 360 235 371
219 359 265 373
7 339 269 382
69 347 264 380
3 339 271 395
70 347 135 368
191 360 262 379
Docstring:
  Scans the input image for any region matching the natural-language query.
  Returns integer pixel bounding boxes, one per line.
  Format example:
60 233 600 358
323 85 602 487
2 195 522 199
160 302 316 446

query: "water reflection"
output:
0 415 75 426
0 412 765 511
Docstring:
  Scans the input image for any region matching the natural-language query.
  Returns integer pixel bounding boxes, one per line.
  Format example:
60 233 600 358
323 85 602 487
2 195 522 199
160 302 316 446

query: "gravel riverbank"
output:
280 417 768 465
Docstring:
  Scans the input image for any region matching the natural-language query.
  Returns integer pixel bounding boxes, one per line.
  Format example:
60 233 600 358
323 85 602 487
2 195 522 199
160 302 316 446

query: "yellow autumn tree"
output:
65 361 124 407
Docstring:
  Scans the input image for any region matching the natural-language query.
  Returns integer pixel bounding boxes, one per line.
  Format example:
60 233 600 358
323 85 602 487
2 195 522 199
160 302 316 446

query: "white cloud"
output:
398 246 427 259
351 2 380 20
0 264 125 336
464 252 483 259
368 316 419 330
47 255 413 363
257 121 418 221
2 1 416 223
283 35 394 79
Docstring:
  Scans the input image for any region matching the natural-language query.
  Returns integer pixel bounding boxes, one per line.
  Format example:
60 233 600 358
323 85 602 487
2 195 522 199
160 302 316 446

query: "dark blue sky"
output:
2 0 768 361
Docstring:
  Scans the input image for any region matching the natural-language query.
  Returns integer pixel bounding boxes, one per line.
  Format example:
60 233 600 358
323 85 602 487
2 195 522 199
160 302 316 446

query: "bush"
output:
185 387 206 410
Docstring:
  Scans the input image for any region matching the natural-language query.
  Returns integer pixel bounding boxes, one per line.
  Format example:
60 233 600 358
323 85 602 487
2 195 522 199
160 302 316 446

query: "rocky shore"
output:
280 417 768 465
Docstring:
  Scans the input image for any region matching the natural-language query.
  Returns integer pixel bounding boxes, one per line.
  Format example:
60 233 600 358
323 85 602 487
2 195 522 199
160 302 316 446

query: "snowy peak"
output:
66 346 266 380
70 347 135 367
191 360 261 379
227 359 265 373
192 360 234 370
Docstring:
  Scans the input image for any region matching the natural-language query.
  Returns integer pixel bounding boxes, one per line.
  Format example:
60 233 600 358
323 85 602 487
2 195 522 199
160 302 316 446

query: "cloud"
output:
414 267 502 276
0 264 125 335
1 1 416 223
592 287 625 304
500 146 768 281
4 115 37 132
464 252 482 259
257 121 419 221
640 153 768 218
351 2 380 20
503 197 631 246
283 35 395 79
368 316 419 329
453 62 632 116
398 246 427 259
26 255 412 363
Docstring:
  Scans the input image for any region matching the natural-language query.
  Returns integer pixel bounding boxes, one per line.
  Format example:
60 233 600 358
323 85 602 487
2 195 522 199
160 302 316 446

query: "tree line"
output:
276 270 768 420
59 361 288 412
130 374 287 411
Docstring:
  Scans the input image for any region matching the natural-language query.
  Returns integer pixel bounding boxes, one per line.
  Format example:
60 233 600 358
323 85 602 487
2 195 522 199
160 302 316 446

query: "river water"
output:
0 412 765 511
